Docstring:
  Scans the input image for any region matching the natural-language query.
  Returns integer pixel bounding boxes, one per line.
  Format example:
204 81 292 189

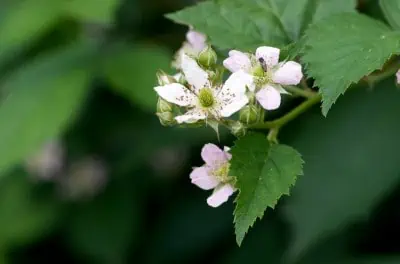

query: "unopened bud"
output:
157 70 176 85
157 98 173 113
198 46 217 69
239 105 258 124
230 121 247 137
157 112 176 126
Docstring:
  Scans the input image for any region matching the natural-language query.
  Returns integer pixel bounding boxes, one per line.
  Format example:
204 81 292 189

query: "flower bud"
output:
230 121 247 137
239 105 258 124
157 98 173 113
157 70 176 86
157 112 176 126
198 46 217 69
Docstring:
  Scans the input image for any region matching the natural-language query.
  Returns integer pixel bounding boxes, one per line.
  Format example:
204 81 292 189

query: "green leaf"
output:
0 42 95 176
303 13 400 115
0 0 63 65
63 0 119 24
281 80 400 259
166 0 355 50
230 133 303 245
380 0 400 30
102 43 171 111
0 169 60 248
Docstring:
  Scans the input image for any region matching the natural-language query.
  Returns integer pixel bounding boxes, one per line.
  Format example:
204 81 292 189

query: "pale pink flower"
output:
190 144 236 207
186 30 207 53
396 69 400 85
223 46 303 110
172 29 207 69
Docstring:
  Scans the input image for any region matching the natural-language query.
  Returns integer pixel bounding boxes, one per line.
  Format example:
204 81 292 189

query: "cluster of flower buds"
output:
154 28 304 207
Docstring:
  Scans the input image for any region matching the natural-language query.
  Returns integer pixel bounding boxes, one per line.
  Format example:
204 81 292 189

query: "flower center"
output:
198 88 215 108
252 63 272 88
213 162 230 183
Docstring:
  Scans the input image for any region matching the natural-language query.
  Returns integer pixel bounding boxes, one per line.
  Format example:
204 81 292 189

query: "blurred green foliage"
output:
1 0 400 264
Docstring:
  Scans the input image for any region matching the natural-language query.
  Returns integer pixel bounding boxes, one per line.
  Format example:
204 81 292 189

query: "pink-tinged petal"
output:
207 184 235 208
256 46 280 68
190 167 219 190
223 50 252 73
256 85 281 110
186 30 207 53
272 61 303 85
154 83 196 107
181 54 209 92
201 143 228 167
175 109 206 124
396 69 400 84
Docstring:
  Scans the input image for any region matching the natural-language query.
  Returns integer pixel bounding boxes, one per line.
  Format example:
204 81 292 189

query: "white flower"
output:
172 29 207 69
186 30 207 52
190 144 235 207
155 54 251 124
223 46 303 110
396 69 400 85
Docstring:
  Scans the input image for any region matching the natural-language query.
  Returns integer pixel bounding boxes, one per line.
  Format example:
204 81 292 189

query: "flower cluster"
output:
154 28 304 207
154 29 304 132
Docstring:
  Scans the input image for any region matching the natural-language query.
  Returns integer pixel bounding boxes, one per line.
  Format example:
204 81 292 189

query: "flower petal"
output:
201 143 229 167
186 30 207 53
223 50 252 73
181 53 209 92
190 167 219 190
207 184 235 208
175 109 206 124
256 85 281 110
219 96 249 118
220 70 254 98
272 61 303 85
396 69 400 84
154 83 196 106
256 46 280 68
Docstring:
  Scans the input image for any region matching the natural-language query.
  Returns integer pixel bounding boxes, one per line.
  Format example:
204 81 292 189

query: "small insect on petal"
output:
256 46 280 69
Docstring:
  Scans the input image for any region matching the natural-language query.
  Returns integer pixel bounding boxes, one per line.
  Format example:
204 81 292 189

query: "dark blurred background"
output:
1 0 400 263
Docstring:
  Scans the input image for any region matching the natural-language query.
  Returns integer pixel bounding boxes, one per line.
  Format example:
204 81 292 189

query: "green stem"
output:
284 85 316 98
250 94 322 130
